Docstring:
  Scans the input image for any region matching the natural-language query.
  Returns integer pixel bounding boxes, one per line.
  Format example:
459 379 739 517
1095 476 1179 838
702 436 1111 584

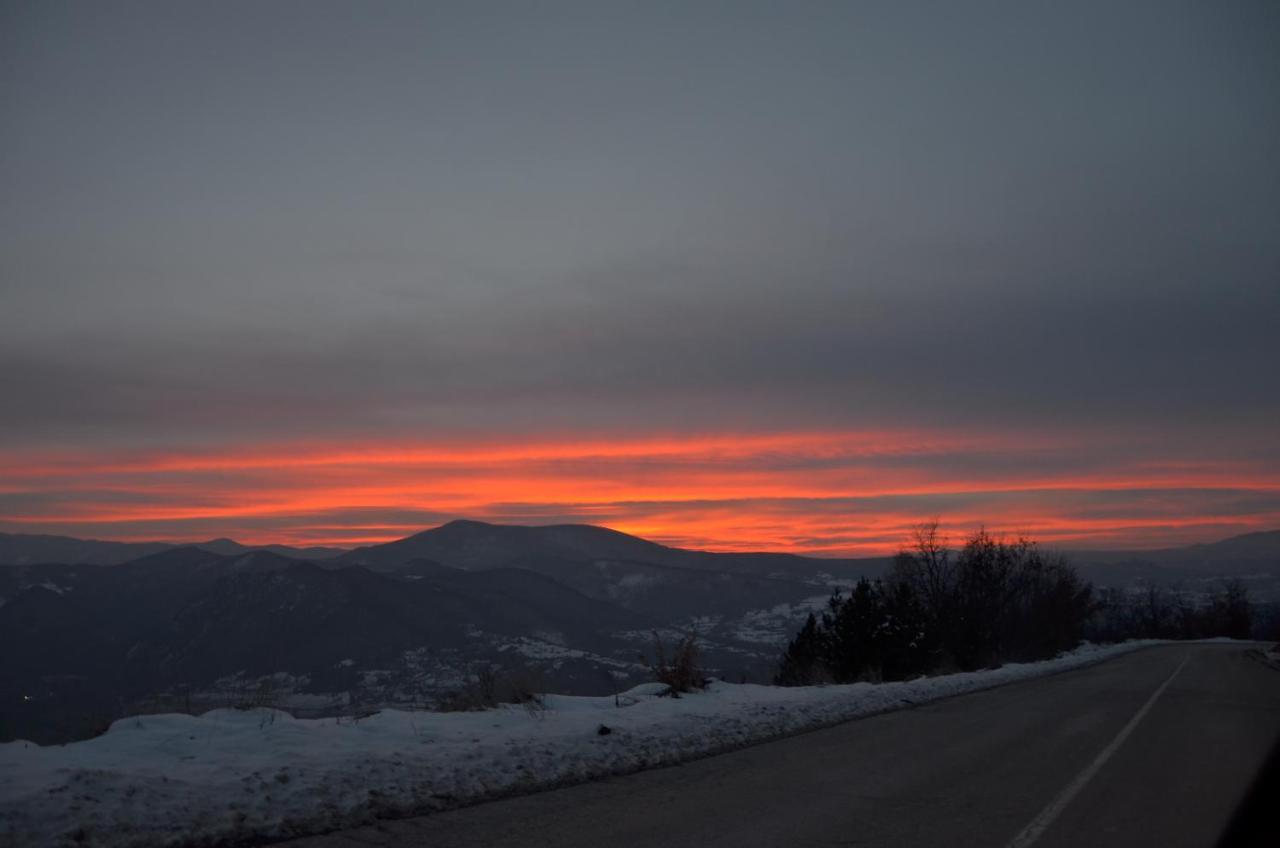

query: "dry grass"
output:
641 631 706 696
438 665 547 713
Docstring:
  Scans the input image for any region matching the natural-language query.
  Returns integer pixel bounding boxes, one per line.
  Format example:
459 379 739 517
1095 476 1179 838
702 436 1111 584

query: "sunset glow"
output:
4 429 1276 554
3 4 1277 560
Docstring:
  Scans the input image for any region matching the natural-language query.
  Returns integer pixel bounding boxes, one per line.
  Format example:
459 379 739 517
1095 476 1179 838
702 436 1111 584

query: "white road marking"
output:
1004 652 1191 848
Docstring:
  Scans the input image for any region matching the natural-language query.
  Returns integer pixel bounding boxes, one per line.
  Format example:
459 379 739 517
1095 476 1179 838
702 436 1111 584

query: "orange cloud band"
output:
2 430 1277 555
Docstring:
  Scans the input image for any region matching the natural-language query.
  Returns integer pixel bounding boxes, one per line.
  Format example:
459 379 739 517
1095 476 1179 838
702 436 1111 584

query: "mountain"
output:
1144 530 1280 566
181 537 348 560
140 561 644 684
0 533 173 566
336 519 884 623
7 522 1275 746
0 532 346 566
0 522 886 746
1066 530 1280 565
0 548 646 744
338 520 696 570
339 519 883 578
1066 530 1280 588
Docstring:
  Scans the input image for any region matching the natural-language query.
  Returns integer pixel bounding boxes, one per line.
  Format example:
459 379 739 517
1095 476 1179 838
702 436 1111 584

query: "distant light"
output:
22 695 31 701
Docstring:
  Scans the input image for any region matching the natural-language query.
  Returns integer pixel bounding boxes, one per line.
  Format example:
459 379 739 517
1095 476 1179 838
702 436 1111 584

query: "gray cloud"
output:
2 0 1277 452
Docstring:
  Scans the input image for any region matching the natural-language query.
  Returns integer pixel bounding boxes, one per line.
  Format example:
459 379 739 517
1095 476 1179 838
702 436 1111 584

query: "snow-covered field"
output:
0 641 1161 847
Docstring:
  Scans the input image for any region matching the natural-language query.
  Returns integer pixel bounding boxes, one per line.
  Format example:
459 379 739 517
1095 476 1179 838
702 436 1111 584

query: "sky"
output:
2 1 1278 554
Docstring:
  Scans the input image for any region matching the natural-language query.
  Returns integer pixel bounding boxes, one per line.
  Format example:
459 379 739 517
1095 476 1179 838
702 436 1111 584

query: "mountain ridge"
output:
4 522 1278 572
3 521 1278 745
0 532 347 566
337 519 885 577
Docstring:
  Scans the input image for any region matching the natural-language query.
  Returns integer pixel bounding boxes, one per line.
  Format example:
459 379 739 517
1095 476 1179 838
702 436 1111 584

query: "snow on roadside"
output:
0 641 1162 847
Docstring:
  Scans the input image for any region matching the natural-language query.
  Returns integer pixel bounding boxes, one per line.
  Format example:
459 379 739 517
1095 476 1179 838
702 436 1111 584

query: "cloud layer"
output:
3 430 1276 554
2 3 1277 551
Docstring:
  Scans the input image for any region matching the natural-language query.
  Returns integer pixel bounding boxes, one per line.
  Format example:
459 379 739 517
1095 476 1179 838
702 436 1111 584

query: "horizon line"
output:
3 518 1275 560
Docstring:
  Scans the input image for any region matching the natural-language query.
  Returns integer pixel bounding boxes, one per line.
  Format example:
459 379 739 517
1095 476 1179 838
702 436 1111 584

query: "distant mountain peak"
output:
338 518 821 574
438 518 496 529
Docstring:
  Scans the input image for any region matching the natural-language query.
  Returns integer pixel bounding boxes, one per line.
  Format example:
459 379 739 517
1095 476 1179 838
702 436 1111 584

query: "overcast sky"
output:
2 1 1277 551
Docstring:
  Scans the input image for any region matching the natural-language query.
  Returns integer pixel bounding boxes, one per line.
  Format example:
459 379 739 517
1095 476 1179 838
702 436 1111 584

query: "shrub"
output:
438 664 547 712
642 631 705 695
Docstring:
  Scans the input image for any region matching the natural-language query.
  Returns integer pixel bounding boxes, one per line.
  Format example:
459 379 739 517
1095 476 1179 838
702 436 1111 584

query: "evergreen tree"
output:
774 613 825 686
775 525 1096 685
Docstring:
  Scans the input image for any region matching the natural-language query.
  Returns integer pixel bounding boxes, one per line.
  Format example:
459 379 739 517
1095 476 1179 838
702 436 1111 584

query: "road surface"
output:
280 644 1280 847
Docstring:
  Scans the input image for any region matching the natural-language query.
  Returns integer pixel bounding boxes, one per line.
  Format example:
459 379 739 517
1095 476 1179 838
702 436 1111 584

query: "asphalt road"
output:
281 644 1280 848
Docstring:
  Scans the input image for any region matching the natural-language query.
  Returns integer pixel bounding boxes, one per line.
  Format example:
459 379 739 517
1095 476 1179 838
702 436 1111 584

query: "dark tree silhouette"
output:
776 524 1094 684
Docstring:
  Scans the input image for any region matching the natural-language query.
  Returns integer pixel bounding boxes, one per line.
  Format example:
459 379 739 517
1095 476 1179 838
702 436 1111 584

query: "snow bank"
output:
0 641 1160 847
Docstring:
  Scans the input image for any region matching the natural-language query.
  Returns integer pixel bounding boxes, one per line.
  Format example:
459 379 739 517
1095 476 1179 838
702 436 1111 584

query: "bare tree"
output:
890 519 955 620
